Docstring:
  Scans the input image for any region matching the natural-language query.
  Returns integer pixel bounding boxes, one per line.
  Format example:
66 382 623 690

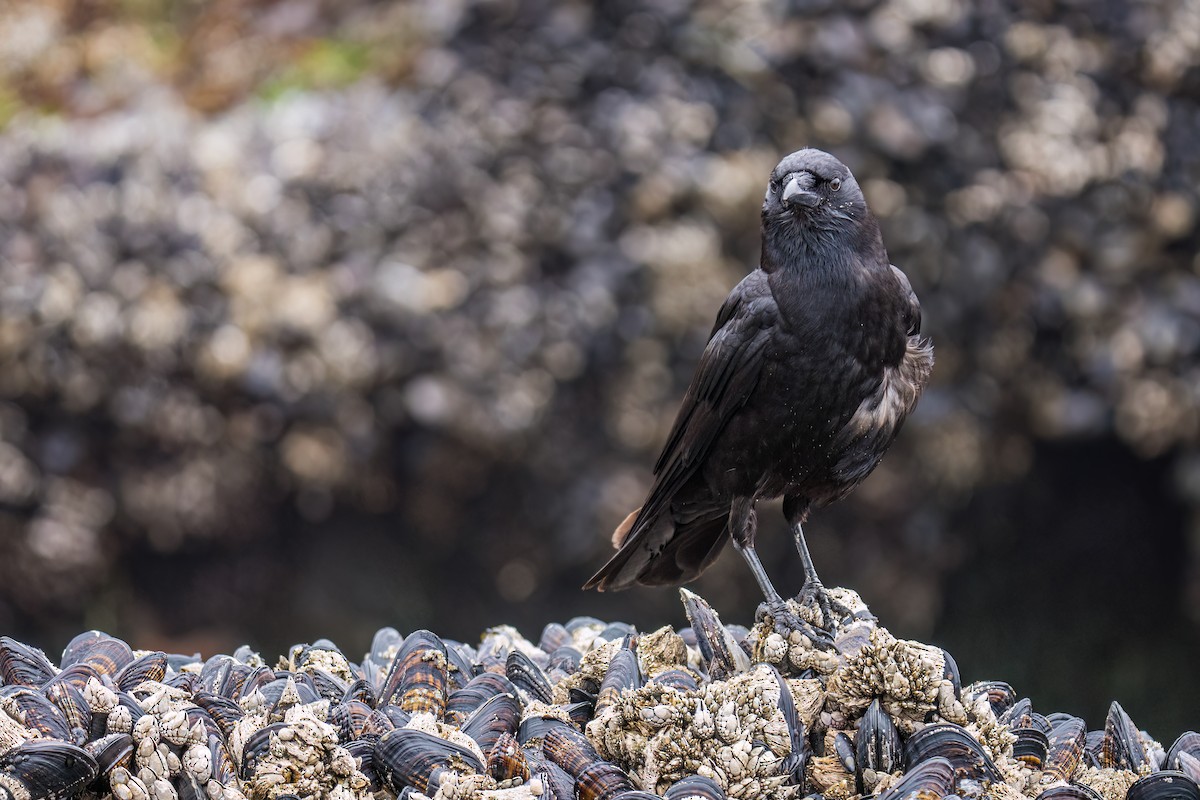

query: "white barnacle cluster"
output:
589 664 804 800
244 703 370 800
825 628 960 731
114 680 236 800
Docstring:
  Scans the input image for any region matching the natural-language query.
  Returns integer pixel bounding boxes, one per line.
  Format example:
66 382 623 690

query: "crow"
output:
584 149 933 635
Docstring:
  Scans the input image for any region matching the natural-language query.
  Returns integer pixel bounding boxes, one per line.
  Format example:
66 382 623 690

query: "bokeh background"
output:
0 0 1197 736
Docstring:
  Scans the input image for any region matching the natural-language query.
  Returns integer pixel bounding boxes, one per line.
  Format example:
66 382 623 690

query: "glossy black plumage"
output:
584 149 932 618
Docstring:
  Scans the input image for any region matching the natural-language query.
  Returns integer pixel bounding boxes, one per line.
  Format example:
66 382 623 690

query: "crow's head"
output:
762 149 865 229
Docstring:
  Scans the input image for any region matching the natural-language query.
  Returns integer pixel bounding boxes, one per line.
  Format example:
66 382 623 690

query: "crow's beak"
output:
782 174 821 209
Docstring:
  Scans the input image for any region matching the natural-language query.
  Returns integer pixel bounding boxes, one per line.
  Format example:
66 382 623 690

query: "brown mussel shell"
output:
1035 783 1104 800
594 641 641 718
506 650 554 705
0 739 99 800
0 638 57 688
1101 701 1149 771
374 728 485 794
857 697 903 793
879 755 956 800
379 631 449 718
964 681 1017 718
663 774 728 800
1166 733 1200 773
543 724 606 777
904 723 1003 784
487 732 529 783
1125 771 1200 800
116 651 167 692
577 760 636 800
682 589 750 680
461 692 522 753
1043 716 1087 784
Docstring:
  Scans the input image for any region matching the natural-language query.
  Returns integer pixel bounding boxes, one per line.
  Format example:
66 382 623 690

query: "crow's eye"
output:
829 177 842 192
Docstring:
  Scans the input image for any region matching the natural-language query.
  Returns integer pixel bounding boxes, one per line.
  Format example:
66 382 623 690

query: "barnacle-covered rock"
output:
241 702 370 800
0 588 1184 800
1074 766 1141 800
825 627 966 730
588 663 805 800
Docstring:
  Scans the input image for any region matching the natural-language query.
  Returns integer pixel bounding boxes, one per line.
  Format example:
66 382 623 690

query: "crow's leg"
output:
783 496 849 631
729 497 833 648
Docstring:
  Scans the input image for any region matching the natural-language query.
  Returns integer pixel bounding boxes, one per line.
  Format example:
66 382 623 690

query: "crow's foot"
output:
755 598 835 650
796 579 853 633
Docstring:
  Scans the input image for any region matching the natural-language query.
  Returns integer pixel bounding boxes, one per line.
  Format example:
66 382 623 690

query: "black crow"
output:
584 149 933 635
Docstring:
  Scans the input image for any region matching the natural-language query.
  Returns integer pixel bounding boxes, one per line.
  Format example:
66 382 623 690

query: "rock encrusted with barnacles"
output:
0 590 1192 800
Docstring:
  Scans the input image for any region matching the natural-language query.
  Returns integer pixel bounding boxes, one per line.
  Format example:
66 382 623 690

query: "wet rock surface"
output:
0 590 1192 800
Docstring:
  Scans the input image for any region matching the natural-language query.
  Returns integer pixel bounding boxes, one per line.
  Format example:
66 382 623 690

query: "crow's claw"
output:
756 599 836 651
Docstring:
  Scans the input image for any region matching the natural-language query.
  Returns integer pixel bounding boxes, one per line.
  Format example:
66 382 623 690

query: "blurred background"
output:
0 0 1197 735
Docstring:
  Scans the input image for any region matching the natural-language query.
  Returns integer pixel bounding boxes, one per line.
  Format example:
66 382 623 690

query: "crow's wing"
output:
584 270 776 590
890 264 922 336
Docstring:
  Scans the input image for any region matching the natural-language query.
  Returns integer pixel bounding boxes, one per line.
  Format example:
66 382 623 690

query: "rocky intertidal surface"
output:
0 590 1194 800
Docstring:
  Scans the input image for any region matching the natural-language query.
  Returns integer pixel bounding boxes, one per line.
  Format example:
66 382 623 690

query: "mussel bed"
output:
0 587 1194 800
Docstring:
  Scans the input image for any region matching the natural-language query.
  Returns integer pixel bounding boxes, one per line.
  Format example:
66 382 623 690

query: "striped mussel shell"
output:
904 722 1003 784
563 699 595 729
576 760 637 800
300 667 346 704
682 588 750 680
594 638 642 718
116 651 167 692
461 692 522 753
487 732 529 783
546 646 583 680
648 668 699 693
1166 733 1200 773
42 681 90 743
856 697 903 793
507 650 554 705
238 722 290 781
766 663 807 784
329 699 375 742
1013 727 1052 770
542 723 607 777
538 623 571 654
1041 715 1087 784
379 630 449 718
964 680 1017 718
446 673 519 725
61 633 133 680
191 691 244 739
46 663 101 693
342 677 376 706
444 641 477 692
530 757 576 800
0 687 71 741
1034 783 1103 800
0 739 99 800
1125 771 1200 800
663 774 728 800
344 738 382 793
518 714 574 747
83 732 134 777
363 707 399 738
1178 753 1200 784
1099 701 1150 771
374 728 485 794
542 725 633 800
0 638 57 688
878 755 955 800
